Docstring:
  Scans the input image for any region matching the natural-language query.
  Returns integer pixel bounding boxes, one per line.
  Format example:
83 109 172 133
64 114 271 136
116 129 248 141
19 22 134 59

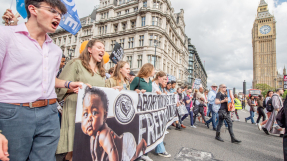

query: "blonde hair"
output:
111 61 129 83
137 63 154 78
77 40 105 77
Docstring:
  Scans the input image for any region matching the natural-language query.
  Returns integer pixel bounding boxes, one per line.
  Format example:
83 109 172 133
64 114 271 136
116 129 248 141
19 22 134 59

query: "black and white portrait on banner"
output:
73 85 178 161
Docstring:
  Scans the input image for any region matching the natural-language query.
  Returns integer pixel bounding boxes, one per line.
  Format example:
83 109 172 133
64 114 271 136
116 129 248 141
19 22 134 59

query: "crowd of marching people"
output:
1 0 287 161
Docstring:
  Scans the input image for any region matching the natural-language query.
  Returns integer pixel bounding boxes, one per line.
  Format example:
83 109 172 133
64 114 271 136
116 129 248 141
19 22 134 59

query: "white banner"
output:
73 85 178 161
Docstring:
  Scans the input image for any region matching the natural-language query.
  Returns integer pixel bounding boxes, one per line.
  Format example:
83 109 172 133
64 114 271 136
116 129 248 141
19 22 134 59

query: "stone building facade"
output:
252 0 277 88
188 38 207 89
49 0 190 86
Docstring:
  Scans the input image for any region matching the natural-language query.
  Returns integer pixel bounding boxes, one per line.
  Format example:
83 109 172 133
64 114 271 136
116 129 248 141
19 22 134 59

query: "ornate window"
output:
128 37 134 48
139 35 144 46
137 55 142 68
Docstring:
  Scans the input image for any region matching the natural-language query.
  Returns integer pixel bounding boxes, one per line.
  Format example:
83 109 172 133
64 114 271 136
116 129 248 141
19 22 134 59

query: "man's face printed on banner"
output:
81 93 107 136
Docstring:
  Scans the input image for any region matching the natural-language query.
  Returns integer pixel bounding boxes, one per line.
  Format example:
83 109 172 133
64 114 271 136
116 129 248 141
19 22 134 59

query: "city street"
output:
147 108 283 161
56 107 284 161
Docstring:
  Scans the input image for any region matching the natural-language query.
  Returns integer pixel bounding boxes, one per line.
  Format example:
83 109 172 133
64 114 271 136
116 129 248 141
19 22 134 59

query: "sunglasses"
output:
221 87 227 88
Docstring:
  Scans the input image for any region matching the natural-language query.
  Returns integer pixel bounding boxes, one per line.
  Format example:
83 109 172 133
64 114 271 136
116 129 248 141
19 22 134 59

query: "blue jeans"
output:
0 102 60 161
246 111 255 123
207 103 211 116
155 142 166 153
206 104 217 129
181 107 194 126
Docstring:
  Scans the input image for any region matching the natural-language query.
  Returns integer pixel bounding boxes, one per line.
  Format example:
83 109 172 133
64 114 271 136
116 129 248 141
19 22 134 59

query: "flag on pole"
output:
15 0 82 35
16 0 27 19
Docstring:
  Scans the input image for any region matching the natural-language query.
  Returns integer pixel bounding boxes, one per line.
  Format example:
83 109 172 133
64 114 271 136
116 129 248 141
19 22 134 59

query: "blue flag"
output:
16 0 27 19
59 0 82 35
15 0 82 35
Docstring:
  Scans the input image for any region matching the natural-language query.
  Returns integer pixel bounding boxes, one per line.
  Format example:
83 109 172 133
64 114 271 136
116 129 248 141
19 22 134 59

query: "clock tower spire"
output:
252 0 277 88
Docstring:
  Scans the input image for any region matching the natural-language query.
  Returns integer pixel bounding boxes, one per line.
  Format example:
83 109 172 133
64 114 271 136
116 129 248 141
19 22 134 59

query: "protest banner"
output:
110 42 124 64
73 85 178 161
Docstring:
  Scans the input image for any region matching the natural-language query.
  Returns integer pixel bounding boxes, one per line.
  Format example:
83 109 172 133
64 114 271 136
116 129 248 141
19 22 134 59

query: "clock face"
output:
260 25 271 35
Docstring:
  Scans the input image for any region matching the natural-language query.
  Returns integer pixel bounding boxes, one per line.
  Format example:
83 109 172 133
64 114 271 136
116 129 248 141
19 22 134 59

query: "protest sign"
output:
73 85 178 161
193 78 201 90
110 42 124 64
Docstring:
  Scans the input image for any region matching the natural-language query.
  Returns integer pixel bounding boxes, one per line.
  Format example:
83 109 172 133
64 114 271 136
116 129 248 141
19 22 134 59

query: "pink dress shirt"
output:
0 23 61 103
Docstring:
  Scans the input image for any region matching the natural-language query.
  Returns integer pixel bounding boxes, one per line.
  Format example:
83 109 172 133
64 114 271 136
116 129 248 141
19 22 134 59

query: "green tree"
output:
255 84 276 97
283 90 287 99
255 84 273 91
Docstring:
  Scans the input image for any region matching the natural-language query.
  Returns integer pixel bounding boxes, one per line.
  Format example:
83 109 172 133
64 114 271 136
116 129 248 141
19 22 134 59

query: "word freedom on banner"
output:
16 0 82 35
73 86 178 161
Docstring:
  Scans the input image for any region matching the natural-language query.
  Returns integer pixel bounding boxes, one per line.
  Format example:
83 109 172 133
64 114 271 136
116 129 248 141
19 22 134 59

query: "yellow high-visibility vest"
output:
234 98 242 110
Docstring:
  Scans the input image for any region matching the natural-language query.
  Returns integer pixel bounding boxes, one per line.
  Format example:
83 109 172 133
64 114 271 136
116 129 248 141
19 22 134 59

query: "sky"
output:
0 0 286 91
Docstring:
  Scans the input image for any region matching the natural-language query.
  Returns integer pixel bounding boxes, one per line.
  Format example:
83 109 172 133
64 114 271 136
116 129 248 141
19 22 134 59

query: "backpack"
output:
266 96 274 112
263 98 266 108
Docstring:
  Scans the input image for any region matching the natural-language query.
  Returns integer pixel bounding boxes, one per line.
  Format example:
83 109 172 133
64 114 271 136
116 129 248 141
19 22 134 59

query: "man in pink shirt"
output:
0 1 85 161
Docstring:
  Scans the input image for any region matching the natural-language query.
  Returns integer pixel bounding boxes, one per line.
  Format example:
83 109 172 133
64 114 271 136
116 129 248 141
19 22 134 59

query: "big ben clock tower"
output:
252 0 277 88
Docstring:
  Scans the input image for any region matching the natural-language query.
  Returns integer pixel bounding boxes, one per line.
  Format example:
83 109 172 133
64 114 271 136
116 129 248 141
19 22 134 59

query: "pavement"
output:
57 106 284 161
147 108 283 161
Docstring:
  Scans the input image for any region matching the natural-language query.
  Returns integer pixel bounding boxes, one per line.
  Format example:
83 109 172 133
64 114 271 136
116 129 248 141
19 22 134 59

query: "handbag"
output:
177 105 188 116
276 107 285 128
212 103 221 113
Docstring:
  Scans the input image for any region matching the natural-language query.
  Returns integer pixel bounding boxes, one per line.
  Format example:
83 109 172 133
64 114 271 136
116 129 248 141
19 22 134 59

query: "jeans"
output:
207 103 211 116
206 104 217 129
181 107 194 126
155 142 166 154
256 107 266 123
246 111 255 123
216 110 235 138
0 102 60 161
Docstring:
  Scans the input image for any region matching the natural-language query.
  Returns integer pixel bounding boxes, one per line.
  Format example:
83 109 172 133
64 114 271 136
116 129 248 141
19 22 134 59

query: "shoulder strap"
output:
136 77 140 90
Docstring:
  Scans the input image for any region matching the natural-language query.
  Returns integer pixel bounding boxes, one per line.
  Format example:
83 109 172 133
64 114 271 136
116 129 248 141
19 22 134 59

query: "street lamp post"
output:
69 49 74 60
154 40 158 69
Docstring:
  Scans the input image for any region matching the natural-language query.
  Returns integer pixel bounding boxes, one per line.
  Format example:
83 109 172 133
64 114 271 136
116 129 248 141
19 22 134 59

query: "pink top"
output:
0 23 61 103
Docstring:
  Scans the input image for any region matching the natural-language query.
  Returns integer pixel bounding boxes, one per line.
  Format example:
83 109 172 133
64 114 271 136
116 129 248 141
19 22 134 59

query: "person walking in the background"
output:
256 95 266 125
56 54 66 78
182 86 188 97
182 89 196 128
128 70 136 83
170 81 177 94
245 96 256 124
231 94 242 121
105 67 115 79
205 84 218 130
194 87 207 125
262 89 284 135
258 91 274 130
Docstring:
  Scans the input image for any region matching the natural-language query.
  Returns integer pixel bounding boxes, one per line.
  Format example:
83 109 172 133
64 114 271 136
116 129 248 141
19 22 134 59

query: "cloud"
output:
0 0 285 92
171 0 286 91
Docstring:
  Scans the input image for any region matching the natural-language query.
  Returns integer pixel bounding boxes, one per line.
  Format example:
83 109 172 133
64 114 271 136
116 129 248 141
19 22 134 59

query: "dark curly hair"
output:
83 86 109 112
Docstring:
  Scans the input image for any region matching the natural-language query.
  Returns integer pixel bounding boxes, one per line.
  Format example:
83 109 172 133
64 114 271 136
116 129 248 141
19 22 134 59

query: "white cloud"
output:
171 0 286 91
1 0 285 91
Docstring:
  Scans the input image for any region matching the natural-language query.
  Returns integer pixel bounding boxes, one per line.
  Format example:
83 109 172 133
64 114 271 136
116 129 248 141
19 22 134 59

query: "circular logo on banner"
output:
114 94 135 124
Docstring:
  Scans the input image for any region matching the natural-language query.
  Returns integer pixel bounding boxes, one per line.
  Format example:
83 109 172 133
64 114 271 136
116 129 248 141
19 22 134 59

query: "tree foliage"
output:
255 84 276 97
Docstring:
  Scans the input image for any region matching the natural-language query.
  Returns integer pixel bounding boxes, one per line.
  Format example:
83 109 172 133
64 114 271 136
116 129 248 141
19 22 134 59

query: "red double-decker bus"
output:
247 89 261 98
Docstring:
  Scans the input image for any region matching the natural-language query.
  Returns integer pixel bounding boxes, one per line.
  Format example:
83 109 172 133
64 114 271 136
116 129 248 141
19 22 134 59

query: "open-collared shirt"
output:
0 23 62 103
207 90 217 105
